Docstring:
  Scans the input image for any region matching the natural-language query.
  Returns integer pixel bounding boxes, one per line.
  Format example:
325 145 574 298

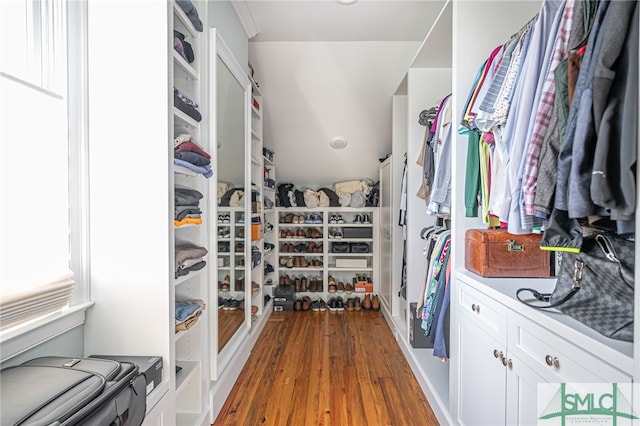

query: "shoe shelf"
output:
273 207 379 301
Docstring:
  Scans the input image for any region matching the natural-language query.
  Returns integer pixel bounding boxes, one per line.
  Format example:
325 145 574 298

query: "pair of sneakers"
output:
328 214 345 224
328 228 343 239
353 213 371 224
311 298 327 311
328 296 345 311
305 214 323 224
217 214 231 224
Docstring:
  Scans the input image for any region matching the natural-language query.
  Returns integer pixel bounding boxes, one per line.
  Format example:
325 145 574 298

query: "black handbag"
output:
517 233 634 341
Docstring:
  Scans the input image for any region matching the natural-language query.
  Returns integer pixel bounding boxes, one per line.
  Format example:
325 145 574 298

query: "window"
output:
0 0 88 335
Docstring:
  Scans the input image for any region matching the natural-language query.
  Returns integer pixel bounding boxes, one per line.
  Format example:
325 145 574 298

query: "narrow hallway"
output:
213 309 439 425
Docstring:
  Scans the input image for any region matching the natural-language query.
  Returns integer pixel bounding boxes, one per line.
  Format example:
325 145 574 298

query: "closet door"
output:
456 315 507 426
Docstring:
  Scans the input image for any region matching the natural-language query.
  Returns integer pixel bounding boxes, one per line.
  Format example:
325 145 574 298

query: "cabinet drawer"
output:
507 311 631 383
456 281 507 342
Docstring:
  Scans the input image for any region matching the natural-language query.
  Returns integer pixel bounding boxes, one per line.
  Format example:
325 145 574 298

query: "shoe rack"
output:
217 207 247 299
274 207 379 301
262 146 277 294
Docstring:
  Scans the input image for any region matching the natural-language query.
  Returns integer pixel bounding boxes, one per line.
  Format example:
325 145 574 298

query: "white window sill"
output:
0 301 94 363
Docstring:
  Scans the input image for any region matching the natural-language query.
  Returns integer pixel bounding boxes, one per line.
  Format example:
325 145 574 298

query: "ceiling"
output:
240 0 446 42
237 0 450 187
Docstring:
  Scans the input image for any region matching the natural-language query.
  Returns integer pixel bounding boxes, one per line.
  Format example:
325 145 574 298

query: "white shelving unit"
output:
85 1 211 425
274 207 379 299
170 2 210 425
262 153 277 292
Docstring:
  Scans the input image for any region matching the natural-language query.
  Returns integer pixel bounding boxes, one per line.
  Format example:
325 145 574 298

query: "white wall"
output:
249 41 420 188
208 1 248 72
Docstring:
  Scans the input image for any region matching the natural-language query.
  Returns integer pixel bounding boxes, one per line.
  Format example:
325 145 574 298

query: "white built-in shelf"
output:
263 156 273 166
173 268 205 287
172 3 198 38
173 107 200 128
173 51 199 80
175 360 199 394
330 238 374 243
249 75 262 96
251 129 261 142
327 253 373 257
328 267 373 272
252 104 261 119
174 322 199 344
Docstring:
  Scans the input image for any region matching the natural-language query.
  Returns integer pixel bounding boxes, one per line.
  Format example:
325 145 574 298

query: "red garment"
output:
175 141 211 159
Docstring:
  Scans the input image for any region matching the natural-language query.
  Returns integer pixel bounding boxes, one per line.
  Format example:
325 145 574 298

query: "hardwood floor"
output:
213 308 439 426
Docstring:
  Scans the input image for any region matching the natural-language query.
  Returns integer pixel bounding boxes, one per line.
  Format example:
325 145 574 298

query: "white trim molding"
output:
0 302 94 363
231 1 259 39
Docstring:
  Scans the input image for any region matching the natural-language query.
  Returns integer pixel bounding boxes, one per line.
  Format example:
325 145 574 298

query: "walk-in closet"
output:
0 0 637 425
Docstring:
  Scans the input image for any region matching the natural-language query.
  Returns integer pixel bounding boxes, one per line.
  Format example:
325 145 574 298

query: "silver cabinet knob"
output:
501 357 512 368
545 355 559 367
493 349 503 359
471 303 480 313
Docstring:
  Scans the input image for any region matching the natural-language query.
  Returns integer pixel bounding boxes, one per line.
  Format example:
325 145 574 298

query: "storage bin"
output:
350 242 370 253
335 258 368 268
343 227 372 238
354 282 373 293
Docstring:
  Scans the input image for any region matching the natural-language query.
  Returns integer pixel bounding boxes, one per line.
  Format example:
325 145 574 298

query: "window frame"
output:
0 0 92 363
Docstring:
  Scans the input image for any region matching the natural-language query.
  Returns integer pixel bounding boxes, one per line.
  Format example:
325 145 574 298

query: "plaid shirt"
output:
522 1 576 216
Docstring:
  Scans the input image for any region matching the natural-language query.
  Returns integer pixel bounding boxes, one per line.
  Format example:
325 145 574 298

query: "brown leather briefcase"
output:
464 228 553 278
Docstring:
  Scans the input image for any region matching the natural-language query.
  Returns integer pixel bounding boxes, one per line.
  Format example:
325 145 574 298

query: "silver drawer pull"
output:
493 349 503 359
471 303 480 313
545 355 559 367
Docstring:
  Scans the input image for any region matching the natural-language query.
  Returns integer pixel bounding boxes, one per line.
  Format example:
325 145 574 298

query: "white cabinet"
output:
454 279 633 426
455 281 508 425
456 314 507 426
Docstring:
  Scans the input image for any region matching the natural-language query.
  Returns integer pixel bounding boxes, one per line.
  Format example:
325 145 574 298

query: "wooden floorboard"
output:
213 309 440 426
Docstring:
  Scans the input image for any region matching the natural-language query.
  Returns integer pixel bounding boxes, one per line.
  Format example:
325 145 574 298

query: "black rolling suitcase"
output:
0 356 146 426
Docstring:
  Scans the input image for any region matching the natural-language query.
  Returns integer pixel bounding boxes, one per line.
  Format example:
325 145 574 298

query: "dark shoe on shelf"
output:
328 297 337 311
354 297 362 311
345 298 354 312
318 298 327 311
